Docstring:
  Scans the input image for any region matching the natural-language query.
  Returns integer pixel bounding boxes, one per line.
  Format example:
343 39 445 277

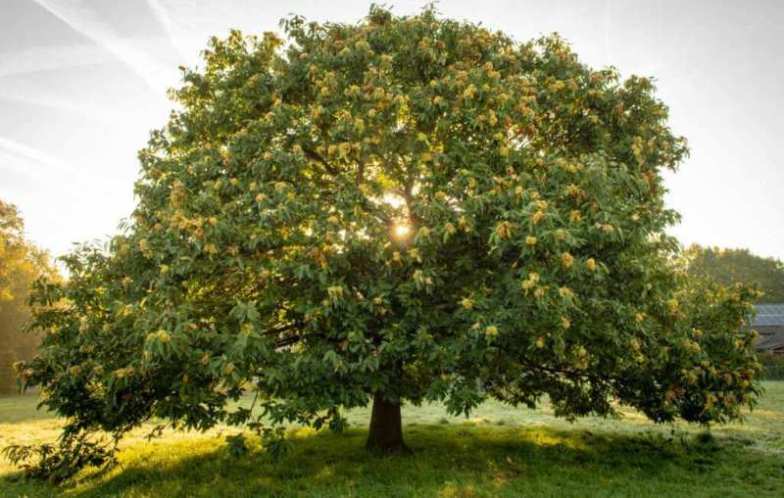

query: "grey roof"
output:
756 315 784 326
752 304 784 327
756 304 784 315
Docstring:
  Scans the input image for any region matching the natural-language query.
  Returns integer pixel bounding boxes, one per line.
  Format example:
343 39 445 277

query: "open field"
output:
1 382 783 497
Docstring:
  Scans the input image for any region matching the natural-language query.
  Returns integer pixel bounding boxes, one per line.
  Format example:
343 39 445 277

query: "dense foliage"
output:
0 200 55 393
8 6 761 479
685 244 784 303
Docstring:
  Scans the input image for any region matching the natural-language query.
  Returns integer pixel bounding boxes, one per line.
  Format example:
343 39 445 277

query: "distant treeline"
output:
759 353 784 380
685 244 784 303
0 200 57 394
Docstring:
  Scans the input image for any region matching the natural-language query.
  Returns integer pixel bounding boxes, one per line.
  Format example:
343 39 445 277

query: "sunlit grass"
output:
1 382 782 497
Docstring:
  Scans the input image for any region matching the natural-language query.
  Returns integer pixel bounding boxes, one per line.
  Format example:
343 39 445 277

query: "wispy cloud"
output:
0 137 125 202
146 0 187 61
0 94 114 124
30 0 178 94
0 136 75 174
0 150 39 180
0 43 112 78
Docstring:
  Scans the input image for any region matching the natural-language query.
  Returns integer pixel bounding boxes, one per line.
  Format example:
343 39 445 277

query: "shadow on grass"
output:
3 425 783 498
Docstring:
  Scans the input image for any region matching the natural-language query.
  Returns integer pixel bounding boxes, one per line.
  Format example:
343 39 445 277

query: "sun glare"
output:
383 193 406 209
393 223 411 239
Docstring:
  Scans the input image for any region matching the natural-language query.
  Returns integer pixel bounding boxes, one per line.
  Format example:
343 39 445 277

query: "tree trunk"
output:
365 392 410 454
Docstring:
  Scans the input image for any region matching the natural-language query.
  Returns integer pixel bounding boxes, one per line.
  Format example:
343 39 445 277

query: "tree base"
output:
365 440 412 455
365 393 411 455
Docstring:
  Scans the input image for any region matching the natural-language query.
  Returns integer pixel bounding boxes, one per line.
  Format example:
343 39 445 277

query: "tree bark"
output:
365 392 410 454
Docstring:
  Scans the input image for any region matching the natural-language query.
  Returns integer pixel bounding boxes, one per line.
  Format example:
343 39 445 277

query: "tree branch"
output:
301 145 339 175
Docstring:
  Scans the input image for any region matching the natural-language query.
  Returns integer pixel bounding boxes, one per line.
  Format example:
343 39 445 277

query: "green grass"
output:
1 383 783 497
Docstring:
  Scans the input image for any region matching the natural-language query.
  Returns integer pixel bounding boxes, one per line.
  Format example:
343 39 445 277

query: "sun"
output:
393 223 411 239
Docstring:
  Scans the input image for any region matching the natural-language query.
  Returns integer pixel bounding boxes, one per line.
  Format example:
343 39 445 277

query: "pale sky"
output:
1 0 782 261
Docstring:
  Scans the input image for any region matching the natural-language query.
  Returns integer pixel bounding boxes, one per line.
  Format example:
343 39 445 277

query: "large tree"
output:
9 7 760 479
685 244 784 303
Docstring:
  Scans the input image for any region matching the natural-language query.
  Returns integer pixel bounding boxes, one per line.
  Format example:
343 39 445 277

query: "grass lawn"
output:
1 383 783 497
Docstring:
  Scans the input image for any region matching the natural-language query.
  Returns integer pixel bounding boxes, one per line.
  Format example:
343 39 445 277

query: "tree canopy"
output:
685 244 784 303
8 6 761 479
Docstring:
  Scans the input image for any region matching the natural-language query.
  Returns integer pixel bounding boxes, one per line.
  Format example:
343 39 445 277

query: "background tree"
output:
8 6 761 479
0 200 56 393
685 244 784 303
